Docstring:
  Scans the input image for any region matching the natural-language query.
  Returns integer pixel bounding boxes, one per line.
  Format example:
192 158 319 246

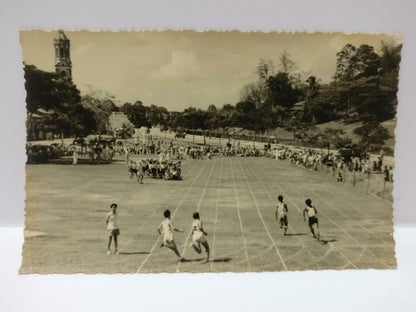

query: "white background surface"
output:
0 0 415 311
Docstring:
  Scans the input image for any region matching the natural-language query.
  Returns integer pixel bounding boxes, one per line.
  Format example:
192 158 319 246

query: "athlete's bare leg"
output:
165 240 182 258
201 241 210 263
107 236 112 252
312 224 320 239
192 242 202 254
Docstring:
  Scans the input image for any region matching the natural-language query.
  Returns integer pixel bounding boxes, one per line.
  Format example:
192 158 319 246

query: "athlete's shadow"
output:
181 258 205 263
181 257 232 263
210 257 232 263
318 239 338 245
285 233 308 237
118 251 150 255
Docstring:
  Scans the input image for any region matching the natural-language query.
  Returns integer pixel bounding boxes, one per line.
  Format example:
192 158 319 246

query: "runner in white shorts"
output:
276 195 288 236
157 209 184 260
303 198 320 239
191 212 210 263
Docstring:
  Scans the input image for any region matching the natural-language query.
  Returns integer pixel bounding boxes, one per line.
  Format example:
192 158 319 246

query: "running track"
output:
21 157 396 273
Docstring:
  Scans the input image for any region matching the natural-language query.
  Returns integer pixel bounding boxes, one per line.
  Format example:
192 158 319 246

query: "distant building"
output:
108 112 134 133
26 109 55 141
54 30 72 81
290 100 305 117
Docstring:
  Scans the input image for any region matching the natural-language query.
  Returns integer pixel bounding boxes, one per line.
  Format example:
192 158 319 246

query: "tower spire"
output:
54 30 72 81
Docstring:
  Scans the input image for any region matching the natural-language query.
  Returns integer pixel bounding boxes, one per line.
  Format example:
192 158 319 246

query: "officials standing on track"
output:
105 203 120 255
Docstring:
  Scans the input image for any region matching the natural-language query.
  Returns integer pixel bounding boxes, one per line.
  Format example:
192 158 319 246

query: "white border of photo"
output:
1 0 415 311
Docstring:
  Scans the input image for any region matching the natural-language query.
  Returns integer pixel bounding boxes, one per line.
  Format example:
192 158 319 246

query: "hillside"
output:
267 119 396 151
312 119 396 151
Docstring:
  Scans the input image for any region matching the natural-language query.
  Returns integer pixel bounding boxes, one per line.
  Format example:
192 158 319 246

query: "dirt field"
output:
20 156 396 274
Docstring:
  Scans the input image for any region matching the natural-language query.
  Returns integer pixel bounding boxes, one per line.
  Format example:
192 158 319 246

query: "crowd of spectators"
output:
27 135 394 187
269 146 394 184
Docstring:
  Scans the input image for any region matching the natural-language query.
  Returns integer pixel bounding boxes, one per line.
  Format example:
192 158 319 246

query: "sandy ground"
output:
20 156 395 273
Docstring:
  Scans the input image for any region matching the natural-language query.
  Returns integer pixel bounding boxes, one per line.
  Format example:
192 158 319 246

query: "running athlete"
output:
275 195 288 236
105 203 120 255
190 212 210 263
303 199 320 239
157 210 184 260
137 160 144 184
128 160 138 179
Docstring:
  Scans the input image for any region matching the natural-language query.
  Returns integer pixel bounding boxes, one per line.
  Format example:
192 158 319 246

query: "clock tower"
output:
54 30 72 81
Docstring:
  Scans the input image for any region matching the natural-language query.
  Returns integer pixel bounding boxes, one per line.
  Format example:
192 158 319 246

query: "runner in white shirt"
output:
105 203 120 255
191 212 210 263
157 210 184 260
275 195 288 236
303 199 320 239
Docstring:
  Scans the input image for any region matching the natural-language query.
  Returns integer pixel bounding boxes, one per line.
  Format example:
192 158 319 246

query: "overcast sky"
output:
20 30 401 111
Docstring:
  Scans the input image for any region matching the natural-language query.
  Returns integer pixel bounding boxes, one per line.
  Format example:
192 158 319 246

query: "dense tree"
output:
25 65 81 113
240 82 267 107
24 64 96 138
380 41 402 74
355 44 381 78
167 111 183 129
120 101 150 128
266 72 299 110
335 44 357 81
147 104 169 128
278 50 305 89
178 107 206 130
301 77 338 124
353 122 391 152
335 44 381 80
205 104 221 130
233 101 257 129
218 104 235 128
256 59 276 81
81 95 117 134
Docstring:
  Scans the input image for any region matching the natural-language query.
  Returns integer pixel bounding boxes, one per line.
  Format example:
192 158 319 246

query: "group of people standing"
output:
127 159 182 182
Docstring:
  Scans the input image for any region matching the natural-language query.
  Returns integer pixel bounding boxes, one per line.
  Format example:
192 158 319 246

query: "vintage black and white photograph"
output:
20 30 400 273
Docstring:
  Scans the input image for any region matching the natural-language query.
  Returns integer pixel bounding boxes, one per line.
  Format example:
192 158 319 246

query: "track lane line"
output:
176 159 217 272
269 158 391 268
229 158 251 271
268 159 392 268
298 184 391 268
119 159 201 254
209 158 224 271
246 159 321 269
136 159 210 273
259 159 358 269
236 158 288 271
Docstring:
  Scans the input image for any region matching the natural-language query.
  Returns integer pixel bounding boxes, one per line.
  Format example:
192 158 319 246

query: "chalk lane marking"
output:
136 159 210 273
237 158 288 271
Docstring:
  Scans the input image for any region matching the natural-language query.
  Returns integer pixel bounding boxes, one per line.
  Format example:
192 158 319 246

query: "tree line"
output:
25 40 401 151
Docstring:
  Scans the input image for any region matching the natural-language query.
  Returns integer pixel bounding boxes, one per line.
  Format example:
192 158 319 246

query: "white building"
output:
108 112 134 133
